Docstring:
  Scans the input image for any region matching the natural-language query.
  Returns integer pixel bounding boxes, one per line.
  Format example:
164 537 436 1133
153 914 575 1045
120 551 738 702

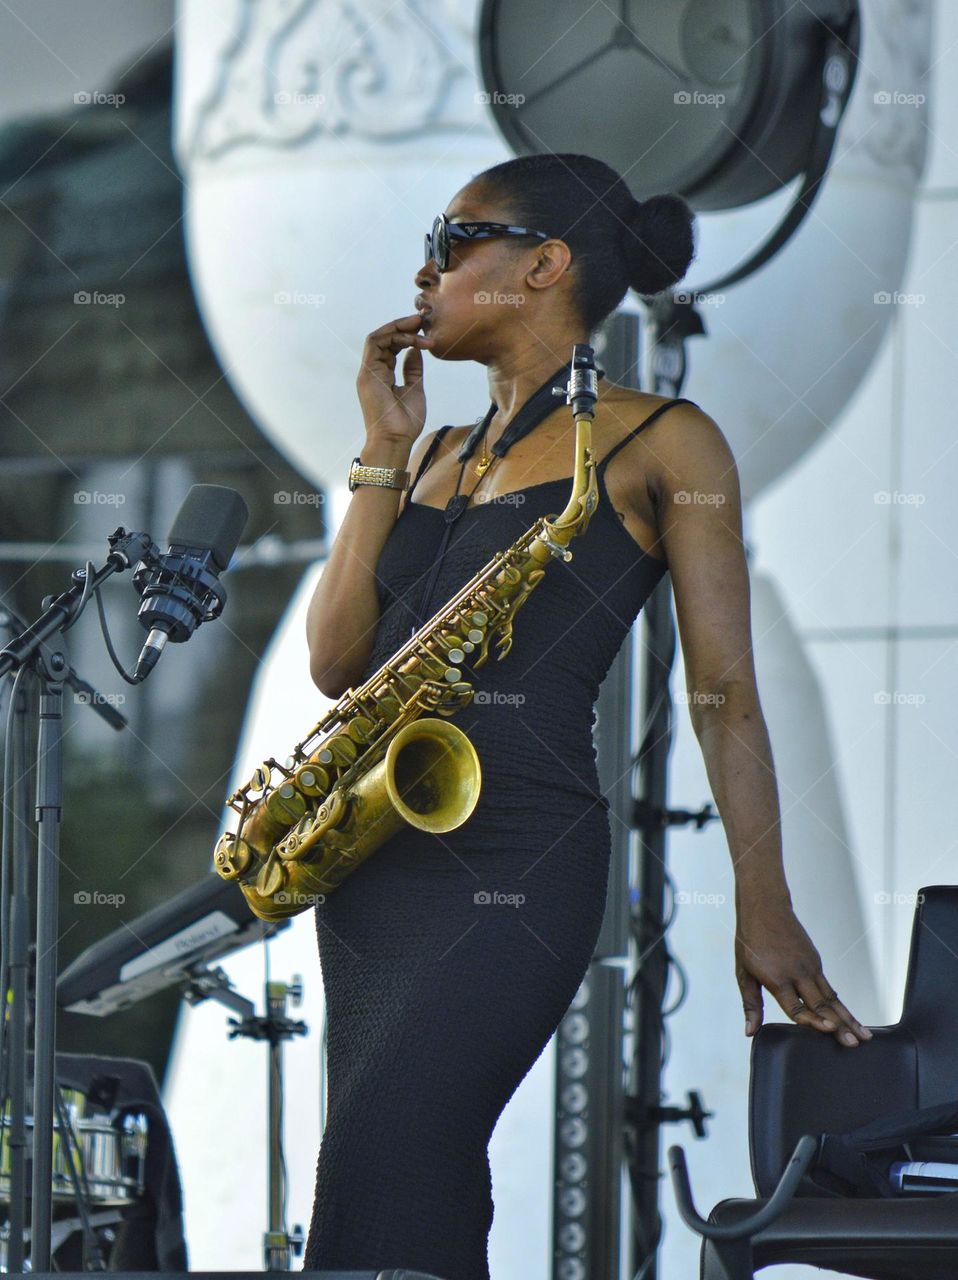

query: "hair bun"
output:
623 193 696 296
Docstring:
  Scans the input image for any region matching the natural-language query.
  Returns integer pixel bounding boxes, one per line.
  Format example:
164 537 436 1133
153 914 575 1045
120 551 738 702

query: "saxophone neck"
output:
541 408 600 546
542 342 602 542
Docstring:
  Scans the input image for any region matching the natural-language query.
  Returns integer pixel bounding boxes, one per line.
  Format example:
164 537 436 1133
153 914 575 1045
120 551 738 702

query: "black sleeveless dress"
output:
303 400 691 1279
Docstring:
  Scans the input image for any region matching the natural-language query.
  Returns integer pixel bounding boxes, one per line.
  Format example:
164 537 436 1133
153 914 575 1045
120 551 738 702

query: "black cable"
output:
629 1216 662 1280
59 560 93 634
93 582 140 685
53 1084 106 1271
623 636 694 1279
279 1083 289 1231
624 1130 664 1280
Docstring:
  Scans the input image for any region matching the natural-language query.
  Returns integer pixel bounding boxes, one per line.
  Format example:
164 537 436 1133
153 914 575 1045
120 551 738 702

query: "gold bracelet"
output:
347 458 410 493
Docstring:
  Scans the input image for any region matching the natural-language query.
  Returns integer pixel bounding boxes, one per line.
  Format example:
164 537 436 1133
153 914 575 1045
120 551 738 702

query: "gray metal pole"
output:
30 634 67 1273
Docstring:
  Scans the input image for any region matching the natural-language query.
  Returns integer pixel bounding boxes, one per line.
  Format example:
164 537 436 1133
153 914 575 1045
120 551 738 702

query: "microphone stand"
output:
182 964 307 1269
0 529 156 1273
0 658 32 1278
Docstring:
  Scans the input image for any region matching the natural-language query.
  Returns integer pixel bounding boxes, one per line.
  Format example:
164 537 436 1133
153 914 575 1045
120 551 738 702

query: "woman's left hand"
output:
734 895 873 1048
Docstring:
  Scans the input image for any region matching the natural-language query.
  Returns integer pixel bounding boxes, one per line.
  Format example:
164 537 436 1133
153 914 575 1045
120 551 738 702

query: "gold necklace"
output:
475 436 492 478
474 415 496 478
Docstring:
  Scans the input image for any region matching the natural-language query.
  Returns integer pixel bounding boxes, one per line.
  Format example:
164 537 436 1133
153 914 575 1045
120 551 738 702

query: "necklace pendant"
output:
444 493 470 523
474 456 492 478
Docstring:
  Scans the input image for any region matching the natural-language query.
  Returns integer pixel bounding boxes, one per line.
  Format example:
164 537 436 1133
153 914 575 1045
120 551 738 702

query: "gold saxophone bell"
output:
375 716 483 835
225 718 482 922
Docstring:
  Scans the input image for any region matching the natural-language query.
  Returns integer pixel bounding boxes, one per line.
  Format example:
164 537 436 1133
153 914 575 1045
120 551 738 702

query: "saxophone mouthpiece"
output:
567 344 599 420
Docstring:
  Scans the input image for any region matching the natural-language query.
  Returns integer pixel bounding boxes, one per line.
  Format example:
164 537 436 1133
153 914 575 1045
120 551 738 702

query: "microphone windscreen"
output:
167 485 250 571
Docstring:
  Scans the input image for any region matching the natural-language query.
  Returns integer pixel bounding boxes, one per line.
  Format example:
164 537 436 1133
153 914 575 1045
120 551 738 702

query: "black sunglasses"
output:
424 212 550 273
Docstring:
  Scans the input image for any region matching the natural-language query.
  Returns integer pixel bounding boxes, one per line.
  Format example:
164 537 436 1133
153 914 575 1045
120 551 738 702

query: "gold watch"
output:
348 457 410 493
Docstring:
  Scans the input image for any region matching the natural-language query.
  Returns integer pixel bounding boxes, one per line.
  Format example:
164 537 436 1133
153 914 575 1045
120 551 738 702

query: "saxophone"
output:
213 344 602 921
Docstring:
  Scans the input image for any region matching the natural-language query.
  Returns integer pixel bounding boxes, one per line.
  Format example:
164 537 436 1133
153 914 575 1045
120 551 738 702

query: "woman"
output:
302 153 872 1279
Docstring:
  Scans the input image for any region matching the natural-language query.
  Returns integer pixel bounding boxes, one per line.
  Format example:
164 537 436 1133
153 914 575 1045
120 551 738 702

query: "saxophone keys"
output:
264 781 308 825
213 831 252 879
467 629 484 645
345 715 375 743
373 691 401 718
256 854 286 899
317 736 357 767
248 765 270 793
293 763 331 796
443 667 461 683
311 789 348 838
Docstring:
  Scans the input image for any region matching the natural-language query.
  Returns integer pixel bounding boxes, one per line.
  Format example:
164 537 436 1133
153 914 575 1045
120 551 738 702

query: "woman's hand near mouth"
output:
357 313 435 447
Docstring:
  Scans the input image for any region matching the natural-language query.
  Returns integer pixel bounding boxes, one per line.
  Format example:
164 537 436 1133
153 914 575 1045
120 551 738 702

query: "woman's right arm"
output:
306 312 435 698
306 430 434 697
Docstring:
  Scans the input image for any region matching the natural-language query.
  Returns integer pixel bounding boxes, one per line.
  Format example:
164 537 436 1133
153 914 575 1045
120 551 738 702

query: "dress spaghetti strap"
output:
596 397 699 476
406 423 456 501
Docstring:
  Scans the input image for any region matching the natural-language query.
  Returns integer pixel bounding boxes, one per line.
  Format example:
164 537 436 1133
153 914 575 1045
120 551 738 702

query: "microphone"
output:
132 485 249 683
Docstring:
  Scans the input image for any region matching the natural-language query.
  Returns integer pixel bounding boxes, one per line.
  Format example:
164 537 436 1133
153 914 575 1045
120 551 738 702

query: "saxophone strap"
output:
411 358 606 631
457 359 607 464
406 423 456 501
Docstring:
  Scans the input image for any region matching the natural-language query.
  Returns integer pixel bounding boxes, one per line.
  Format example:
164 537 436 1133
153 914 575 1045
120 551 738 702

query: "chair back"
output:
748 885 958 1197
